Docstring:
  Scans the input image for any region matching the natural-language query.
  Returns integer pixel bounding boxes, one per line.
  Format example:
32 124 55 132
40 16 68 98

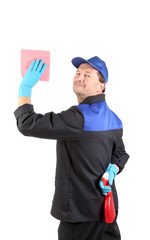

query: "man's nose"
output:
78 74 84 82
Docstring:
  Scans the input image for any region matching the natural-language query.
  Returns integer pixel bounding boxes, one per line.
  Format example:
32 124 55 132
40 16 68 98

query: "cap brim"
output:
72 57 88 68
72 57 101 73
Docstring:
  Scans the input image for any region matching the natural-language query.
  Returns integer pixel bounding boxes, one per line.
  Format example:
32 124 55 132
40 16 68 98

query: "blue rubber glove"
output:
18 59 47 98
99 176 111 196
99 163 119 196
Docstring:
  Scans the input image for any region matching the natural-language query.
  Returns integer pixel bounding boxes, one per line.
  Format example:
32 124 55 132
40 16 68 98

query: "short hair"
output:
97 71 105 93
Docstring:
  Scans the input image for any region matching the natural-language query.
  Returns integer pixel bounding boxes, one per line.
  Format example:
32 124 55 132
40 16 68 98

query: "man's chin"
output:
74 90 86 98
73 89 83 95
73 85 84 92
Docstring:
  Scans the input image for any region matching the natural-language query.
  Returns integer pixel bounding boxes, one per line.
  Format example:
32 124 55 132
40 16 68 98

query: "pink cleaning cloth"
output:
21 49 50 81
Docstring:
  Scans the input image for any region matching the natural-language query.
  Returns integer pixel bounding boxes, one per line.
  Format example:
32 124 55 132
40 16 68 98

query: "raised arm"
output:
15 59 84 140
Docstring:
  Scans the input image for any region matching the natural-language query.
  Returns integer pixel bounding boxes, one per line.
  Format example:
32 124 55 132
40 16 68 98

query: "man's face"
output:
73 63 105 100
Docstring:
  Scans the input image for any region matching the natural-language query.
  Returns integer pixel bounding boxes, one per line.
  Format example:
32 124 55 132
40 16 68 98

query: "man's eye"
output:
85 74 90 78
76 72 80 75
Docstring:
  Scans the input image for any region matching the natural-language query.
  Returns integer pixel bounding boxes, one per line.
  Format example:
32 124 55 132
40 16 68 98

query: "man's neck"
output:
76 93 102 104
76 94 87 104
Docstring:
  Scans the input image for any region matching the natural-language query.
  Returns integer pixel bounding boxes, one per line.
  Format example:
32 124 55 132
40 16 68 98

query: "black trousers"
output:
58 219 121 240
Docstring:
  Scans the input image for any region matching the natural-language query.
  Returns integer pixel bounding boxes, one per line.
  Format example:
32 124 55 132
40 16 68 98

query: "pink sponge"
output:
21 49 50 81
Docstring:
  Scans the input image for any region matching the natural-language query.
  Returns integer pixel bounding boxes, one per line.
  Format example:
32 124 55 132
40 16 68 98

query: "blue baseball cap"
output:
72 56 108 83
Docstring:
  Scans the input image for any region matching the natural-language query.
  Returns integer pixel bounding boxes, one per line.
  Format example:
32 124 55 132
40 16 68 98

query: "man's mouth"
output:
74 82 86 87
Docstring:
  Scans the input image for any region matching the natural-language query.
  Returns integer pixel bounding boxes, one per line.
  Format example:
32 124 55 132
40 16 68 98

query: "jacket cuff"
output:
14 104 34 119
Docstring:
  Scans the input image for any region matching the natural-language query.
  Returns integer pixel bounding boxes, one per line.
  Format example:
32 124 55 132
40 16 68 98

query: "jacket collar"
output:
80 94 105 105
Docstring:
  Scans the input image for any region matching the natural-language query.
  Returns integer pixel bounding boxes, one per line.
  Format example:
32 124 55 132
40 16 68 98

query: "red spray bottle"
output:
102 172 116 223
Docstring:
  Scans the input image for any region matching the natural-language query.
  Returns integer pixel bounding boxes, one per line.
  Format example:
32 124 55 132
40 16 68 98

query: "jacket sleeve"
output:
14 104 84 140
111 129 129 173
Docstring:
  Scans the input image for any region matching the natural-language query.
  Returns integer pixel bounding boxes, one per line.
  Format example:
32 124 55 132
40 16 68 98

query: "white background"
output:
0 0 150 239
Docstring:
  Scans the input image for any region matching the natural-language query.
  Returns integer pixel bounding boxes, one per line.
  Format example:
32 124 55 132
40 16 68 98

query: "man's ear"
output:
97 83 106 93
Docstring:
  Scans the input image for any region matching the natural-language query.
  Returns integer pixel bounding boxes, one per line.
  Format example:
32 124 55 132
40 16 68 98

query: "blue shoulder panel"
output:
76 102 123 131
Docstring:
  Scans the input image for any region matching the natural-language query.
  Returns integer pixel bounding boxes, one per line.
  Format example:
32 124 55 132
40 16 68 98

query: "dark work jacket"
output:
14 94 129 223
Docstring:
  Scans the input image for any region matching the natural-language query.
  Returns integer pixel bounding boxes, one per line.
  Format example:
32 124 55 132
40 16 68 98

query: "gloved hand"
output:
99 163 119 196
18 59 47 98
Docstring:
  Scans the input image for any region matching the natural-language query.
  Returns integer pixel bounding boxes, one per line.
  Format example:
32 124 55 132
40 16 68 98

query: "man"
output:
14 56 129 240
